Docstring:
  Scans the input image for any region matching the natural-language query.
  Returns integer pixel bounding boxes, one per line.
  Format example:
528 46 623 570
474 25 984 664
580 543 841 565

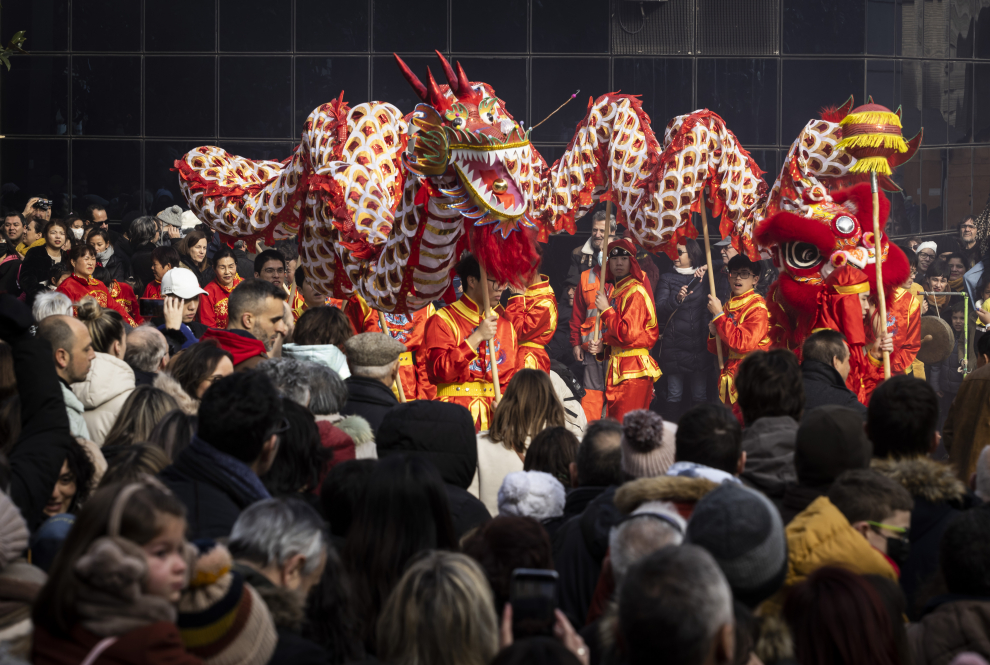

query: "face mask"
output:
72 228 84 240
885 536 910 567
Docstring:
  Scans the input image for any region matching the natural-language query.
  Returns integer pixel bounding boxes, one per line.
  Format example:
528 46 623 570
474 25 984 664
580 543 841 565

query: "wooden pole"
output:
700 203 724 370
378 310 407 403
594 200 613 340
872 173 891 379
478 264 502 402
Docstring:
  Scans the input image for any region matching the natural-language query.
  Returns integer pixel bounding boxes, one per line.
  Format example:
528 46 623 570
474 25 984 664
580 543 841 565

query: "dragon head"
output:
395 52 539 241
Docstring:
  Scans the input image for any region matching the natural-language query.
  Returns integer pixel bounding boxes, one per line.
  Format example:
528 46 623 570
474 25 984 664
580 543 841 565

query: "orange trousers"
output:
606 377 654 423
581 389 606 422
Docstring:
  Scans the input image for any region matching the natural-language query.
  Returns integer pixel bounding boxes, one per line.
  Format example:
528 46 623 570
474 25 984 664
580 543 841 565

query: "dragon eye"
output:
833 215 856 235
784 242 822 270
451 116 466 129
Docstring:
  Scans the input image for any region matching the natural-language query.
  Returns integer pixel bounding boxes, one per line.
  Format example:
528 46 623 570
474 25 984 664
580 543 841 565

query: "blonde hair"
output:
75 296 125 354
102 385 179 449
488 369 566 454
376 551 498 665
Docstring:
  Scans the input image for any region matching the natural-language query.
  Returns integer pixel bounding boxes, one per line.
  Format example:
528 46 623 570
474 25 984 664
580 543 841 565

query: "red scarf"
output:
200 328 266 365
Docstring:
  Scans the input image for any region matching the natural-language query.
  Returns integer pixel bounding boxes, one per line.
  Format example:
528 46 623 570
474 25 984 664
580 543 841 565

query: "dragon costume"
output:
174 53 921 367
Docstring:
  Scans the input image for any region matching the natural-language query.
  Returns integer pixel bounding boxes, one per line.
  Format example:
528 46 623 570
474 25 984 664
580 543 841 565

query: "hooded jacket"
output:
908 596 990 665
325 414 376 460
762 495 897 616
656 270 712 374
71 353 136 445
341 376 399 436
740 416 798 502
376 400 491 538
281 343 351 379
801 360 867 416
871 456 980 614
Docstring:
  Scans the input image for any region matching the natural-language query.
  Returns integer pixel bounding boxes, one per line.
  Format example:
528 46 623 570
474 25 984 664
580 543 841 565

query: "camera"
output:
32 199 52 211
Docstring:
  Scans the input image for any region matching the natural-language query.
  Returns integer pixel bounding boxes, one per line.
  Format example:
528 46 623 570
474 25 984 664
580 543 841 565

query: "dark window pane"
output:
783 0 866 54
918 149 947 231
925 0 975 58
898 0 924 57
781 59 864 144
0 55 69 135
218 57 292 138
697 0 779 56
895 155 922 234
147 0 217 52
295 57 370 135
0 139 70 218
452 0 527 53
71 56 141 136
612 1 695 56
72 140 141 219
946 147 972 226
697 59 777 146
531 58 610 143
946 61 972 144
747 150 781 182
950 0 977 58
2 0 68 51
71 0 140 52
977 64 990 142
533 145 567 168
146 57 217 138
866 59 896 110
372 55 439 115
974 148 990 217
867 0 895 55
978 3 990 58
145 140 209 208
533 0 609 53
895 60 965 146
451 58 528 123
612 58 694 132
218 0 290 52
373 0 446 53
297 0 368 52
217 142 296 163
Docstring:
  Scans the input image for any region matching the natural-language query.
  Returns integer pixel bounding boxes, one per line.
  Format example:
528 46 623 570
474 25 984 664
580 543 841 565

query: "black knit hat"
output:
377 400 477 489
795 405 872 488
686 483 788 609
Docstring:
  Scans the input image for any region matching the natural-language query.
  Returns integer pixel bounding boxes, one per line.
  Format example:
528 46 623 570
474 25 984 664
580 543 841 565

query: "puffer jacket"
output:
281 343 351 379
872 456 981 615
655 271 711 374
740 416 798 503
761 495 897 616
908 596 990 665
71 352 136 445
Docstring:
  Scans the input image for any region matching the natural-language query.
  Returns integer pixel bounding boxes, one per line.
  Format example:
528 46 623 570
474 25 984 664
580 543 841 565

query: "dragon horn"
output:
435 50 459 94
837 95 855 117
395 54 428 102
425 67 449 109
887 128 924 168
456 62 478 101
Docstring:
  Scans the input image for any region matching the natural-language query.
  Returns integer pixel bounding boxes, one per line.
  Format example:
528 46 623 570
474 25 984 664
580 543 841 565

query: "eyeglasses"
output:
262 268 286 276
960 225 976 231
867 521 909 538
728 270 755 279
266 417 291 438
918 251 935 258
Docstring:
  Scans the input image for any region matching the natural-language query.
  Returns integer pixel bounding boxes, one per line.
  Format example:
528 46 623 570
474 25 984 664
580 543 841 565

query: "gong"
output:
917 316 955 365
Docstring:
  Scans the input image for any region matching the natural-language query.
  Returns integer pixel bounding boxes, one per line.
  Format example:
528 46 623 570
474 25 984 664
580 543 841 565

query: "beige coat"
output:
71 352 135 445
469 432 528 516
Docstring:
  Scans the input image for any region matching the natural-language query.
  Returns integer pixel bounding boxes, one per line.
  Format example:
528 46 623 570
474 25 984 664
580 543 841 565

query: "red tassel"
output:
468 223 540 288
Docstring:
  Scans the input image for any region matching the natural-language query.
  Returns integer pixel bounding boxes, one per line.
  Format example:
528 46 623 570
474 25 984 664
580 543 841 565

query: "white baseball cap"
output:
161 267 208 300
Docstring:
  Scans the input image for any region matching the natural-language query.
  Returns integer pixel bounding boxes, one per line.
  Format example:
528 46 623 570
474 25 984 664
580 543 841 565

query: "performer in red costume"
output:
706 254 771 421
586 239 660 422
423 253 518 431
571 263 614 422
345 292 437 400
57 245 139 326
200 246 243 329
505 273 557 373
107 277 141 324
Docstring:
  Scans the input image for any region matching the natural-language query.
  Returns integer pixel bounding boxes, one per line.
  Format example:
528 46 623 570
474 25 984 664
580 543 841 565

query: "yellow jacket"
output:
760 496 897 615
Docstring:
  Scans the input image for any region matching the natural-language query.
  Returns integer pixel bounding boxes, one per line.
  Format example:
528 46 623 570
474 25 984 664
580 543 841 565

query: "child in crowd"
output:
143 245 180 299
31 481 201 664
924 258 952 323
707 253 771 422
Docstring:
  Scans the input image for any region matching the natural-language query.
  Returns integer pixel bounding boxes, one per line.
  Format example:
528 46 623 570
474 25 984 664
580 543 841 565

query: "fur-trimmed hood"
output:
233 563 306 633
871 456 968 505
153 371 199 415
614 476 720 515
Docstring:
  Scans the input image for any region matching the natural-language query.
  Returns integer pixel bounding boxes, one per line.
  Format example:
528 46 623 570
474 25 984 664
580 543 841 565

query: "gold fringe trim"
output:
841 111 902 128
835 133 909 152
849 156 893 175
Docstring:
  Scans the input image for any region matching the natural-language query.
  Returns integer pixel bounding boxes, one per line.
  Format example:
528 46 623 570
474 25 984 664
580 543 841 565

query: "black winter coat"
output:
130 242 157 291
0 251 21 296
179 255 215 288
0 295 73 532
341 376 399 436
99 250 132 283
552 486 621 628
655 271 711 374
801 360 867 416
20 245 66 300
376 400 491 538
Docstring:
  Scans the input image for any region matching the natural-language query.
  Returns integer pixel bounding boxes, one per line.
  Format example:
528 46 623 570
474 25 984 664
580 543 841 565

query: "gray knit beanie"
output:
685 483 787 608
620 410 676 479
157 205 184 228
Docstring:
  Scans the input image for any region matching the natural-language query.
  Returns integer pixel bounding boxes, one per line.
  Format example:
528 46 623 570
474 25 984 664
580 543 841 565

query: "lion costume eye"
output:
479 97 498 125
784 242 822 270
444 103 469 129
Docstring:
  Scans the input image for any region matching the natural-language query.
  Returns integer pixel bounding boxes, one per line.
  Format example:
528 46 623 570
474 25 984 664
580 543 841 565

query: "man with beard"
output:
201 279 287 371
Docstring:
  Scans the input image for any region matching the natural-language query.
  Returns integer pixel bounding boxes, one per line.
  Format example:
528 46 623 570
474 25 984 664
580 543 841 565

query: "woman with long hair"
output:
165 338 234 402
176 228 213 287
260 399 331 500
343 454 456 652
21 218 69 300
56 245 137 325
473 369 566 515
72 298 137 444
783 567 901 665
31 482 201 664
656 238 710 423
146 409 197 461
101 386 179 451
199 245 243 328
377 552 499 665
